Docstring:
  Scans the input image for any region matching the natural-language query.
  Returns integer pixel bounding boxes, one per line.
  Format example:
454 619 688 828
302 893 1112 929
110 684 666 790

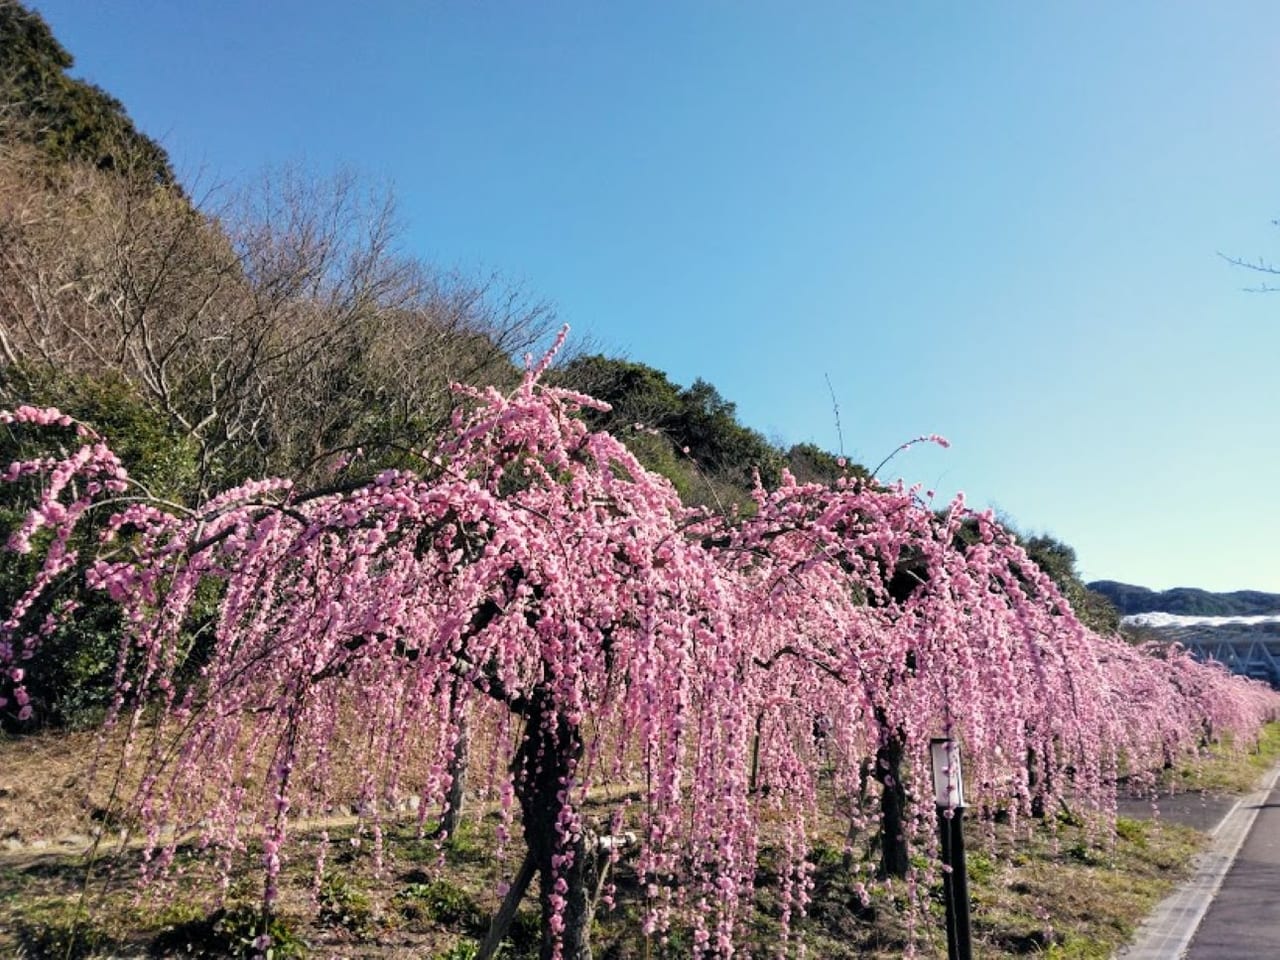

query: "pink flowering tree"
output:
2 337 1276 958
709 467 1277 893
711 477 1106 882
0 342 764 959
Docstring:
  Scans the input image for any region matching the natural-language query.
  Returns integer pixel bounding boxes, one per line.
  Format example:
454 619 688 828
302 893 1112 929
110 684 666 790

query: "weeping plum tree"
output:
1 331 1277 958
724 476 1128 881
0 335 759 959
733 472 1276 888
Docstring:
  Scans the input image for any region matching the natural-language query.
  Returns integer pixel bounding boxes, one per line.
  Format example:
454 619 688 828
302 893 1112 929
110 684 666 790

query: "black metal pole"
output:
939 806 958 960
938 806 973 960
950 808 973 959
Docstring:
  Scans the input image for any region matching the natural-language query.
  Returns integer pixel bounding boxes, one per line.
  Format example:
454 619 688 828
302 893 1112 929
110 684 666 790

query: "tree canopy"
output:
1 350 1273 958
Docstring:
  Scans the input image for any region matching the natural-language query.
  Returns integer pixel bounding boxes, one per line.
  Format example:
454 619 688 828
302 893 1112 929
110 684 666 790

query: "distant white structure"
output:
1124 612 1280 629
1127 614 1280 687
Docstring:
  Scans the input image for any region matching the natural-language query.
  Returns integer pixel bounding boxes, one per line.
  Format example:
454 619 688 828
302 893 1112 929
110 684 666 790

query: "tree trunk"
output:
441 714 469 838
478 850 537 960
748 712 763 794
1028 742 1056 819
514 692 595 960
875 730 909 879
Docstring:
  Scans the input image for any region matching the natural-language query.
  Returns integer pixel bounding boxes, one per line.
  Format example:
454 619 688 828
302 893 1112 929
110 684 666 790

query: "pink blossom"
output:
0 359 1273 959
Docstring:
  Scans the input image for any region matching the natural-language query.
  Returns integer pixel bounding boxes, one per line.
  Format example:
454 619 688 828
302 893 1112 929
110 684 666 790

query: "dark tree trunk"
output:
1028 745 1045 819
514 692 595 960
749 712 763 794
875 728 909 879
441 714 469 838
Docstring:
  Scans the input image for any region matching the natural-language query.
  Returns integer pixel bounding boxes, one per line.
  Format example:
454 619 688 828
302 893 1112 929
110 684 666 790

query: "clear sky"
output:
30 1 1280 593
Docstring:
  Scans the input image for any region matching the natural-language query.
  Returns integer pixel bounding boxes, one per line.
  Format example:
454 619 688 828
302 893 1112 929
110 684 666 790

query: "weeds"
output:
397 878 485 931
2 723 1277 958
317 873 376 935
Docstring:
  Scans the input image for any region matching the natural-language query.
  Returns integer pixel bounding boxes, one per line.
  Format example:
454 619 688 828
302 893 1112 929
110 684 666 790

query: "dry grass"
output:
1156 722 1280 795
0 803 1206 960
0 728 127 846
1 724 1276 959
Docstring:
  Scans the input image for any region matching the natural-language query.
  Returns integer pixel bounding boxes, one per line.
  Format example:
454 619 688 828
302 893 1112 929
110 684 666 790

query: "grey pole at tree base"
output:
931 737 973 960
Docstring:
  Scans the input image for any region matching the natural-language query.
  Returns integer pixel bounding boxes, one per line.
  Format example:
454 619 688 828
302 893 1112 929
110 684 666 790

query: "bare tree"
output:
0 154 557 497
1219 219 1280 292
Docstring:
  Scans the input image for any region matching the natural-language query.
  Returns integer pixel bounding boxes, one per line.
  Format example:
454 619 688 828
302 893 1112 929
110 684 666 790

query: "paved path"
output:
1184 772 1280 958
1119 763 1280 959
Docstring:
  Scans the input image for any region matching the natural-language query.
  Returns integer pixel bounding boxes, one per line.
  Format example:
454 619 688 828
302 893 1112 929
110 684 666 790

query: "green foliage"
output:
1 368 198 500
553 355 862 510
442 819 487 865
1114 816 1148 847
1019 532 1120 635
1066 840 1104 866
1022 534 1078 591
806 839 846 870
785 442 867 486
397 878 486 932
507 909 541 954
965 851 996 885
317 873 376 934
675 377 783 487
0 575 125 731
149 905 309 959
611 428 699 501
0 372 199 731
0 1 175 184
432 941 480 960
552 355 685 434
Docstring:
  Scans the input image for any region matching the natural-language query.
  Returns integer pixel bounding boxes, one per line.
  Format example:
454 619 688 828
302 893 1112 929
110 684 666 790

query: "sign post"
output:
931 737 973 960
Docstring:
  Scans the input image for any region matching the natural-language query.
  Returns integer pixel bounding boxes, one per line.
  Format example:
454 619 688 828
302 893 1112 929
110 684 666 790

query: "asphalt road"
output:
1184 774 1280 958
1115 790 1239 834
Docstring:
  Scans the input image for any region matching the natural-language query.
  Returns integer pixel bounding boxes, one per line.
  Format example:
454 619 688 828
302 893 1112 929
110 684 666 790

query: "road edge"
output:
1115 760 1280 960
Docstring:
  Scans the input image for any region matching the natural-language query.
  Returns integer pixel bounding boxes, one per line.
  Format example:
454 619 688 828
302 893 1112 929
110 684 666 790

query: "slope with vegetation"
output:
2 6 1265 960
0 0 556 727
0 0 173 183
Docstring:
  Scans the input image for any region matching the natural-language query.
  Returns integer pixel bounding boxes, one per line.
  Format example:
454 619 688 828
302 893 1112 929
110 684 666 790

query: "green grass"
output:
1161 722 1280 794
2 722 1277 958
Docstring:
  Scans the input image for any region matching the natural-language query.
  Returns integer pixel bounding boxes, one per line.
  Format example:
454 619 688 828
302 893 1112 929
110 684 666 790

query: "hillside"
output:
0 0 173 183
1088 580 1280 617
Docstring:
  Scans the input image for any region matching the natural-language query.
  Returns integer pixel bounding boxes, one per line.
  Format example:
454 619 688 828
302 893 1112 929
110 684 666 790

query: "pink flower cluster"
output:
1 355 1275 957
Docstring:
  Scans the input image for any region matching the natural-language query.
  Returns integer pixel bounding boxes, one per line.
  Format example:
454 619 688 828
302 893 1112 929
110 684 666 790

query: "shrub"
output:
149 905 308 958
317 873 376 935
397 879 485 932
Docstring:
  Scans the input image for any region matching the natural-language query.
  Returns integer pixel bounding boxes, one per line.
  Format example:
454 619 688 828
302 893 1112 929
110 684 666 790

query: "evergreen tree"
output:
0 0 175 184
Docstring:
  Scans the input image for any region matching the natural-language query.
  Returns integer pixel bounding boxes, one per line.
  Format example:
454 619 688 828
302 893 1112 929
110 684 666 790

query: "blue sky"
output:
31 1 1280 592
